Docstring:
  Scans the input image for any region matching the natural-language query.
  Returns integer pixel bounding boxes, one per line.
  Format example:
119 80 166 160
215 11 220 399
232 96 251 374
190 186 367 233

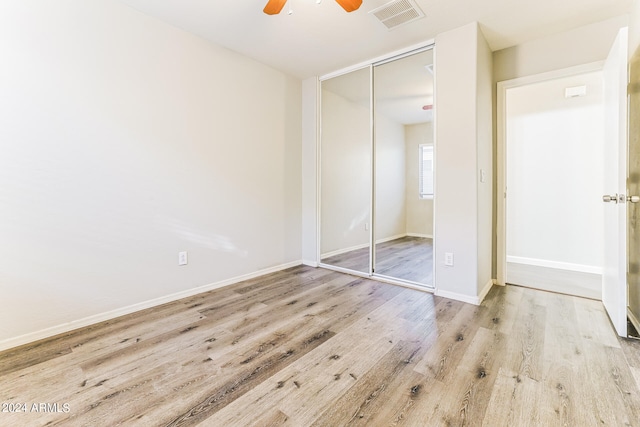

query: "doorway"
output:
501 69 605 299
495 28 634 338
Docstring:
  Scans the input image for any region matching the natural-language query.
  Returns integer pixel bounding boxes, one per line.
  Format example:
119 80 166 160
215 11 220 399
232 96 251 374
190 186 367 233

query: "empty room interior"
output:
2 0 640 425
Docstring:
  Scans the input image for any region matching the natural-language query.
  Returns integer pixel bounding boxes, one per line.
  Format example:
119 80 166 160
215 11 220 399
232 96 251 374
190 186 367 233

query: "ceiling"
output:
323 48 434 124
118 0 633 79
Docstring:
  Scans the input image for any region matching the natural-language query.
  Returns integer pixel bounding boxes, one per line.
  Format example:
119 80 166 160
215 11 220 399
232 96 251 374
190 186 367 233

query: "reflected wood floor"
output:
322 236 433 285
1 265 640 426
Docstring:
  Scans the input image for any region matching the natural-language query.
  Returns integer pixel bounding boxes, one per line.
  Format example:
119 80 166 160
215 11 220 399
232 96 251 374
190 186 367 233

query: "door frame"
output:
496 61 605 286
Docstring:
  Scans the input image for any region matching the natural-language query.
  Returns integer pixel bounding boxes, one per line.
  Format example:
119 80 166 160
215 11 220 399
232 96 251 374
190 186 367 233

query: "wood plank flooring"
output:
322 236 433 285
1 265 639 426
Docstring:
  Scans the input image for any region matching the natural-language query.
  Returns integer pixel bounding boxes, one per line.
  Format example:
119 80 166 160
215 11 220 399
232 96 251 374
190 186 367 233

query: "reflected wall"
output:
320 67 371 273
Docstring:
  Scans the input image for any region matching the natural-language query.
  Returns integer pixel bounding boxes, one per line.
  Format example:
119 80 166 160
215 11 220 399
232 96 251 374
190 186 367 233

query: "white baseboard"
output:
435 279 493 306
376 233 407 244
506 261 602 300
506 256 602 275
478 279 494 304
302 259 319 267
321 233 408 258
0 260 303 353
406 233 433 239
321 242 369 259
320 233 433 259
435 289 483 306
629 307 640 336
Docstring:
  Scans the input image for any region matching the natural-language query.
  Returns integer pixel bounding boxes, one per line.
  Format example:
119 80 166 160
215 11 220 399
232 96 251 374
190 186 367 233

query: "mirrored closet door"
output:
319 47 434 288
320 66 372 274
373 49 434 286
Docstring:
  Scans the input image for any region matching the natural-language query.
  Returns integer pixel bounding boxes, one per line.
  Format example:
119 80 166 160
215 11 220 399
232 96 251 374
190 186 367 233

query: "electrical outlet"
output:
445 252 454 266
178 251 188 266
365 223 369 231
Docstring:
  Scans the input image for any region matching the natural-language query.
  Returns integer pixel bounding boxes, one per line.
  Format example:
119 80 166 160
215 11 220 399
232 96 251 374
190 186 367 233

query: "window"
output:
419 144 434 198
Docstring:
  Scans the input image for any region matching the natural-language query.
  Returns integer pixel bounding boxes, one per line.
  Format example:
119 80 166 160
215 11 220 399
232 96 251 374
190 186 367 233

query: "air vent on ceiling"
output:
369 0 425 30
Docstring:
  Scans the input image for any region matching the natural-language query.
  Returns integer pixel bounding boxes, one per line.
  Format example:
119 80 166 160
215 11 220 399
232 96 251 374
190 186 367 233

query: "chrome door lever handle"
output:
603 194 619 203
628 195 640 203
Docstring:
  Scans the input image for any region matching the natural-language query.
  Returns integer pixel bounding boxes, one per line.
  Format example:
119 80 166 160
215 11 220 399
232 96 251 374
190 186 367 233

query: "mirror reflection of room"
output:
374 49 434 286
320 66 372 275
320 48 434 287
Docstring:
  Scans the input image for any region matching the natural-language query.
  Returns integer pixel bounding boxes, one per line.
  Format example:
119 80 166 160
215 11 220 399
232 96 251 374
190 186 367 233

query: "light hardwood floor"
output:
1 265 639 426
322 236 433 285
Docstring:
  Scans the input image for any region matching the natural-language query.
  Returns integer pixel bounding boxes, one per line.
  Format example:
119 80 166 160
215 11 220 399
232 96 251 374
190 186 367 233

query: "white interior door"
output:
602 27 628 337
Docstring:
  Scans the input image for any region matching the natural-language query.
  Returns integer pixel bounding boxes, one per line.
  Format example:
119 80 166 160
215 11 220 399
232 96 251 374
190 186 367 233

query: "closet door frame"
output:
317 41 436 291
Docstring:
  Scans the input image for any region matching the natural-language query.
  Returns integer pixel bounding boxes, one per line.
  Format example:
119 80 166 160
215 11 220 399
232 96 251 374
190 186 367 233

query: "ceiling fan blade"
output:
335 0 363 12
264 0 287 15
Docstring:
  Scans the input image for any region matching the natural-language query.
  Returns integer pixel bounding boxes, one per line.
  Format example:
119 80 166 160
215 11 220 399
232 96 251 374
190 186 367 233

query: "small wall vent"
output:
369 0 425 30
565 85 587 98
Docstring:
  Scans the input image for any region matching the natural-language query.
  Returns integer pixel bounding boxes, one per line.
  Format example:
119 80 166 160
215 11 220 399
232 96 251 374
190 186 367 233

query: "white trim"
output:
317 42 437 283
318 263 371 278
407 233 433 239
315 76 322 267
318 264 435 293
370 64 376 277
478 279 494 304
320 39 435 81
371 273 435 292
496 61 605 287
498 62 605 90
496 75 506 287
435 289 483 306
0 260 303 353
320 233 410 258
506 263 601 300
628 307 640 336
302 259 319 267
321 242 369 259
431 42 438 299
376 233 407 244
507 256 603 275
435 279 494 305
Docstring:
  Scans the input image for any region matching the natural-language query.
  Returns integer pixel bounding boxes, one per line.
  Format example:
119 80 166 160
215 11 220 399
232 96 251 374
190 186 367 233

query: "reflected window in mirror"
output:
419 144 434 199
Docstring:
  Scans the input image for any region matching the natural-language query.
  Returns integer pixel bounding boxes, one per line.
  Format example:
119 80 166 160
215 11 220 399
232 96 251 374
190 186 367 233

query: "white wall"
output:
405 123 434 237
506 72 604 268
494 15 629 82
630 0 640 55
320 87 407 255
375 116 407 241
476 25 494 295
0 0 302 349
434 22 479 298
434 22 493 303
320 88 371 254
302 77 318 265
